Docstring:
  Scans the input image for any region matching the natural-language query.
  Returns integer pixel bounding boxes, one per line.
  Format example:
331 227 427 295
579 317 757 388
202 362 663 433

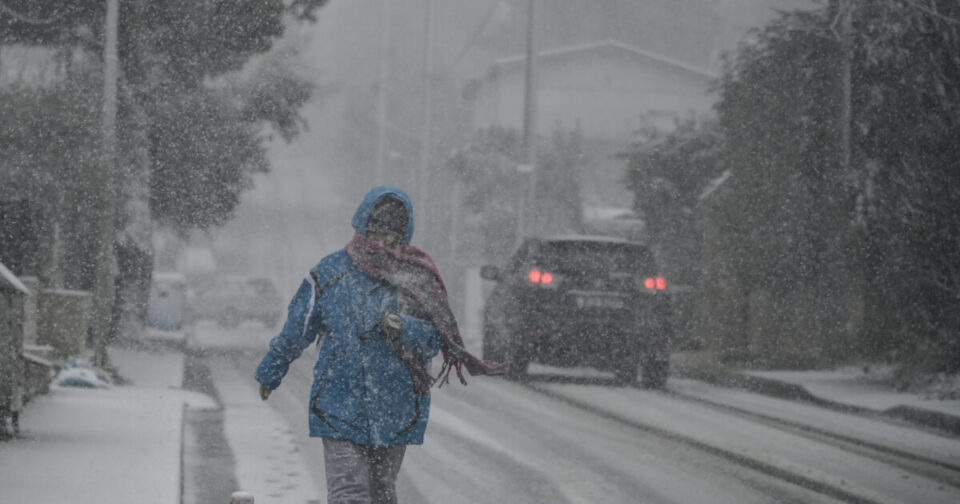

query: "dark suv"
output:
480 236 672 387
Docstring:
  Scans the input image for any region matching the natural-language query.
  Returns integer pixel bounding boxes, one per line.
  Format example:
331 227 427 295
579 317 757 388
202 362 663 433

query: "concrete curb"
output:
884 404 960 437
673 364 960 437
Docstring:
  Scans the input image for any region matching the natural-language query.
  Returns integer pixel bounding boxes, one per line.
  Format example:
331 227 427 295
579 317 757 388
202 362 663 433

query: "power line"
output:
445 0 502 74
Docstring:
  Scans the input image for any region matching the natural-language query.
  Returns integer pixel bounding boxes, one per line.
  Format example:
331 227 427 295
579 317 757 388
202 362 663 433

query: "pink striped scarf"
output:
346 233 508 392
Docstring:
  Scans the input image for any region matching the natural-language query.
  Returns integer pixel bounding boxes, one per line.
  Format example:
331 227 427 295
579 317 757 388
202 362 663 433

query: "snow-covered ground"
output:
536 381 960 504
0 347 205 504
669 378 960 466
0 338 319 504
3 325 959 504
745 367 960 415
208 356 322 503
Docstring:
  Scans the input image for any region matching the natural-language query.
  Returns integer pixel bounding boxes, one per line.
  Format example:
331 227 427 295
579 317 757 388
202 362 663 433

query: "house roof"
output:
492 39 718 80
0 261 30 294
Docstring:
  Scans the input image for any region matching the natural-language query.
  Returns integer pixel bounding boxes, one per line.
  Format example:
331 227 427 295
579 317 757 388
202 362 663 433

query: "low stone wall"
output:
1 292 25 416
19 276 39 347
22 352 52 398
37 289 91 359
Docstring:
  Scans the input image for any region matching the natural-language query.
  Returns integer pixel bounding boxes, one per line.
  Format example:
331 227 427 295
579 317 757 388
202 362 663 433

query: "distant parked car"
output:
186 276 283 328
480 235 673 387
147 272 187 331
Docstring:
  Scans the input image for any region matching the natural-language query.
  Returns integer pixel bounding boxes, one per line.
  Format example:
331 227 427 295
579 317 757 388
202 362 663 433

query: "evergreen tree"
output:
446 126 586 263
0 0 328 233
687 0 960 373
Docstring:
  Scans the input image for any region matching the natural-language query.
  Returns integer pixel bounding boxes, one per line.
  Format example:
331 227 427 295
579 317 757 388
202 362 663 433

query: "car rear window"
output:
536 240 655 275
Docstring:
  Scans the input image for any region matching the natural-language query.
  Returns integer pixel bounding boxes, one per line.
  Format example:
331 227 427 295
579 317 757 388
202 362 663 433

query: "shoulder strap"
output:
309 266 353 300
308 265 355 347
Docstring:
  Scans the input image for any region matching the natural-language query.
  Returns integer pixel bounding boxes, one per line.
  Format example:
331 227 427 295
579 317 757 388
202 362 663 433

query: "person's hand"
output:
385 313 403 330
381 310 403 341
259 383 272 401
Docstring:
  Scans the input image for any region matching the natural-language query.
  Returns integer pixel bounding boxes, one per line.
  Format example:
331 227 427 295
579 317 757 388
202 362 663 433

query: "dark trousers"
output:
323 438 406 504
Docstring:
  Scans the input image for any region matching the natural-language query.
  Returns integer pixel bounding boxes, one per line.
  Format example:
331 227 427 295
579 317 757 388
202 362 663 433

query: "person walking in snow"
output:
255 186 506 504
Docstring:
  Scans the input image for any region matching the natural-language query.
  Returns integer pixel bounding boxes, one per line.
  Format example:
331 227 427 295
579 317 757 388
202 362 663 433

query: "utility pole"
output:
519 0 538 236
375 0 390 182
91 0 119 368
836 0 870 354
840 0 852 181
418 0 435 229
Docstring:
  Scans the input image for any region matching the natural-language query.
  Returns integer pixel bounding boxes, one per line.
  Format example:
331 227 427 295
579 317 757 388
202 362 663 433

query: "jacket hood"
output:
351 186 415 244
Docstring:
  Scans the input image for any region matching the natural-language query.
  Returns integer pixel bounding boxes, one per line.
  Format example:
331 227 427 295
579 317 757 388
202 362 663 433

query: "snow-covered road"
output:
534 381 960 504
223 350 844 503
196 322 960 504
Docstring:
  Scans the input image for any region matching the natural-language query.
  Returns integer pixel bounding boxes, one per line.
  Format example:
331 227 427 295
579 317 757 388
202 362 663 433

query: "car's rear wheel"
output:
507 347 529 381
614 357 639 385
482 323 505 362
640 354 669 389
485 324 529 380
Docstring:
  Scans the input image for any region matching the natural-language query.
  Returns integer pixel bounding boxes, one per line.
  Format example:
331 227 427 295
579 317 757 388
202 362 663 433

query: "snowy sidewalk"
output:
0 346 207 504
742 368 960 434
745 368 960 414
207 356 322 504
673 352 960 435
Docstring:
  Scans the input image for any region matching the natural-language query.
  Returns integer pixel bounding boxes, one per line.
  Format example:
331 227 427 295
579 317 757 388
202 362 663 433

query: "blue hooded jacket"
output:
255 186 440 446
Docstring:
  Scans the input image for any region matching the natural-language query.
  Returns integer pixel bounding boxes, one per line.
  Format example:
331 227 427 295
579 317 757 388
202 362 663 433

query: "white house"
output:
469 39 718 143
467 39 718 223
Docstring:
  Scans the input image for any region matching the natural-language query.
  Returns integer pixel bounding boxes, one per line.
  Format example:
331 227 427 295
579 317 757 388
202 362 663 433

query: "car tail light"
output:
528 269 555 286
528 269 542 283
644 276 667 291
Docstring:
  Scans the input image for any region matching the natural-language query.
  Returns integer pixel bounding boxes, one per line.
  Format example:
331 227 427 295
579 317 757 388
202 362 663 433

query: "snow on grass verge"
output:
210 358 322 504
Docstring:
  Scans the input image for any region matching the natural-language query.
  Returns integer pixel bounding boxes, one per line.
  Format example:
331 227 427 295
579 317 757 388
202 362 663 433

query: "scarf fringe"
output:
436 358 468 388
436 351 509 388
346 233 506 391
